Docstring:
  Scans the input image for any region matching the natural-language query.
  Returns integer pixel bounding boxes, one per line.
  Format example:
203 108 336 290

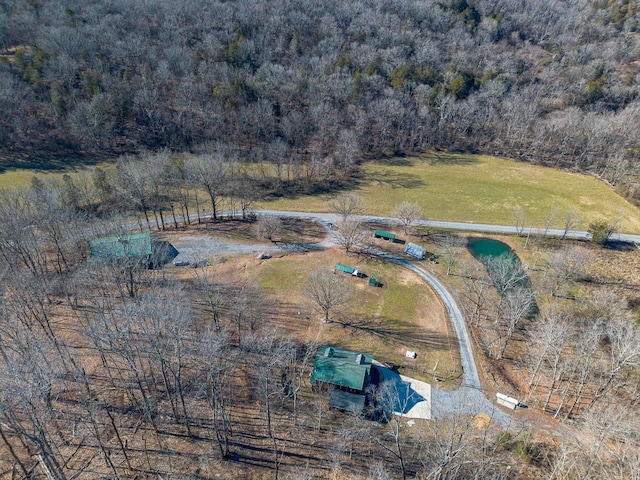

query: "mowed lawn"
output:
260 153 640 234
251 248 460 385
4 152 640 233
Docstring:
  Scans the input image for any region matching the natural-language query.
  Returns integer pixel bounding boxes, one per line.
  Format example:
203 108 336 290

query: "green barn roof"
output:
311 346 373 392
89 231 152 260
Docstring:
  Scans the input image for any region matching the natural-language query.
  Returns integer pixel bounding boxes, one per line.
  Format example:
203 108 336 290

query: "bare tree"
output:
585 310 640 412
458 261 492 328
514 207 527 237
544 246 590 298
229 282 270 344
440 234 464 275
186 150 228 221
415 405 509 480
116 157 153 229
543 205 560 236
138 287 195 432
254 215 283 242
527 306 572 395
303 268 352 323
562 210 580 240
247 331 296 479
332 218 366 252
393 201 424 235
0 323 69 480
329 193 366 221
199 328 235 458
495 287 534 359
366 381 413 480
484 254 528 300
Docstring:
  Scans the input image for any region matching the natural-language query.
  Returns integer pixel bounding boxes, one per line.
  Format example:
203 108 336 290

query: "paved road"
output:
256 209 640 244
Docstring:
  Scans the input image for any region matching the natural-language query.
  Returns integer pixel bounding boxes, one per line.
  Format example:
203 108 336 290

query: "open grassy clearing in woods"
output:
250 247 461 385
158 219 459 385
260 152 640 234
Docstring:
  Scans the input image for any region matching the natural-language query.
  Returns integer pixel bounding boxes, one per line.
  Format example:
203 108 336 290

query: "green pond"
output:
468 237 538 316
467 237 515 260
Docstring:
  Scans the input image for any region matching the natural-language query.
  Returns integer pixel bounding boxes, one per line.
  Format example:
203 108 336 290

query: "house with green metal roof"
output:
311 345 374 392
311 345 378 414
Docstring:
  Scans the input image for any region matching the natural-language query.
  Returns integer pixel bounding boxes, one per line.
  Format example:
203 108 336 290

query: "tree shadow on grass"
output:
262 170 369 201
334 317 453 352
423 151 479 166
370 151 480 167
0 148 118 174
363 169 426 189
604 240 636 252
369 152 417 167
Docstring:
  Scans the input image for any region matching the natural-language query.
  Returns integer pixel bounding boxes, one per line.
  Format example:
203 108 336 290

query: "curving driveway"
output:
255 210 517 425
173 209 525 424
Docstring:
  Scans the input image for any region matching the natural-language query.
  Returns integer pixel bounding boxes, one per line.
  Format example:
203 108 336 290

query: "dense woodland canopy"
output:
2 0 640 194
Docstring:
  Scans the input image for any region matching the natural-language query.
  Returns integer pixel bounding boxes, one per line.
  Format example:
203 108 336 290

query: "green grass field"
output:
0 162 116 190
259 153 640 234
3 152 640 233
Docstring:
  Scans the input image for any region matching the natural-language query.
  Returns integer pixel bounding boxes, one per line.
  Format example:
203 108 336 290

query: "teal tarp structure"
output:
335 263 356 274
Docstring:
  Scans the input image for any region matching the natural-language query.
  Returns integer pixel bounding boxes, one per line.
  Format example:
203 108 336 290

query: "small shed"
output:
496 393 519 410
335 263 356 275
404 242 427 260
369 277 382 287
374 230 396 241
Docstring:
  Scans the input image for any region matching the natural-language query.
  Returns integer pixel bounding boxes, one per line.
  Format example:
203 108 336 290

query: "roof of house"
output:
311 345 373 392
89 231 152 259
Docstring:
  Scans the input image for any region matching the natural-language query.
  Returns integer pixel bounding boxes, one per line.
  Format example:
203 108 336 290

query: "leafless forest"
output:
2 0 640 195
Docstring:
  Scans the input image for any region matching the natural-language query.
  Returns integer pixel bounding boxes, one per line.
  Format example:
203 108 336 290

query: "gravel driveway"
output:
173 211 516 425
256 210 516 426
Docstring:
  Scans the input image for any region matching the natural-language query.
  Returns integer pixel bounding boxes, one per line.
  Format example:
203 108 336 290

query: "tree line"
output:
2 0 640 196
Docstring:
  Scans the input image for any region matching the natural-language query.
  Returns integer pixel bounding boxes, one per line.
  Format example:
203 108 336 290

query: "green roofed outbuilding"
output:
90 231 152 259
89 231 178 267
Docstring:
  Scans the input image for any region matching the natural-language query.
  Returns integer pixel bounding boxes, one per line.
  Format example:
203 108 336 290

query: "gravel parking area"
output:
169 235 280 263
